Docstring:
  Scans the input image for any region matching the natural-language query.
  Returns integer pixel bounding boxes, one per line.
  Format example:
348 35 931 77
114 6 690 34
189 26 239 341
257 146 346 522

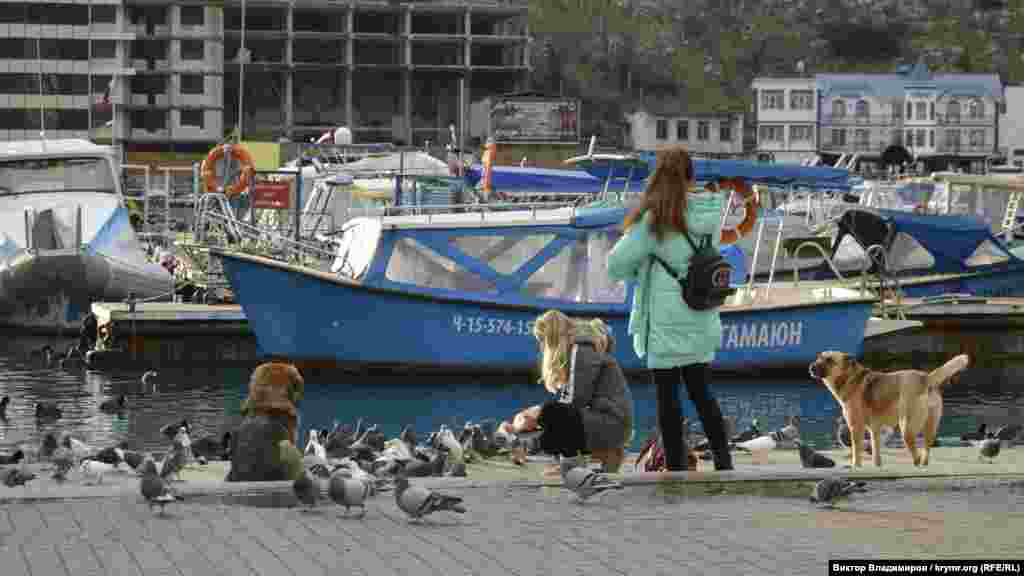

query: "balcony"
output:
820 141 886 154
934 114 996 126
934 143 993 155
821 114 900 126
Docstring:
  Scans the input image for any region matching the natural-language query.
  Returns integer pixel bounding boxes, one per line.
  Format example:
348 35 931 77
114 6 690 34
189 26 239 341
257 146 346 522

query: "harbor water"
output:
2 330 1022 457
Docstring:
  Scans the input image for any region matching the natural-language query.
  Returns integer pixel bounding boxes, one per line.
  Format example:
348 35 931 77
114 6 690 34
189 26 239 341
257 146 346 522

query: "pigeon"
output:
3 468 36 487
961 423 988 443
328 473 371 517
731 418 761 444
160 419 191 441
161 430 191 482
559 456 624 503
99 395 127 413
394 473 466 522
122 450 147 471
994 424 1022 445
304 429 327 461
401 450 447 478
35 402 62 419
795 440 835 468
62 435 95 462
80 458 116 485
192 432 232 461
0 395 9 418
976 434 1001 463
51 447 75 481
293 469 319 510
810 478 867 508
39 433 59 460
399 424 417 451
0 448 24 465
140 467 180 516
93 445 126 467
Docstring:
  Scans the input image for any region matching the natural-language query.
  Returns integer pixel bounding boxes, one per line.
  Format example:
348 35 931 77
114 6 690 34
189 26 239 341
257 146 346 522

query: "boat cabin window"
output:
386 237 496 292
522 230 627 303
938 183 1012 233
451 234 555 275
0 157 116 196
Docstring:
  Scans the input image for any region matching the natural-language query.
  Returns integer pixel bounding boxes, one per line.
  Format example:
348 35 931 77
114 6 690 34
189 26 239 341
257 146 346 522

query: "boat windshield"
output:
925 182 1013 232
0 157 117 196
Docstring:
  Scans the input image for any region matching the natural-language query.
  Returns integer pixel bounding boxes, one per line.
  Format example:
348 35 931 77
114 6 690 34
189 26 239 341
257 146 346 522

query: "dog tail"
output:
926 354 970 389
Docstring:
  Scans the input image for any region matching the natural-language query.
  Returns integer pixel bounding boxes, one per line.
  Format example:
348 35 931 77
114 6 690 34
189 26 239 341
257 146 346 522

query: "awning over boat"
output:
872 208 1011 272
464 164 610 194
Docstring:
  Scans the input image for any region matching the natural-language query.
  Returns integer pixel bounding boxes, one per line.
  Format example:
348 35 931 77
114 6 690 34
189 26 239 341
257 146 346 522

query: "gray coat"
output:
565 336 634 451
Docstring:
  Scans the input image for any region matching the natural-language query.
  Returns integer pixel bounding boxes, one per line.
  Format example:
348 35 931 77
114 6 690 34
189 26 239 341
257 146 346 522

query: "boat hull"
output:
218 252 874 373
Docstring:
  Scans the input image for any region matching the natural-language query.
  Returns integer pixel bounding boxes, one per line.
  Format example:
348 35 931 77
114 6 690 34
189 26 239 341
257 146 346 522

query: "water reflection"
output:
1 332 1022 455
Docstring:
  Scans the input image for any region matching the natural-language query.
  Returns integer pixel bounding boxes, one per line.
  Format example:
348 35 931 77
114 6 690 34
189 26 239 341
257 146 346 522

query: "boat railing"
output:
369 198 591 221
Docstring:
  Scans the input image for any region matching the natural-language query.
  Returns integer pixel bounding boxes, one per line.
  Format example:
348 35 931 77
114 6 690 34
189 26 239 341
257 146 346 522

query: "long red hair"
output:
623 146 695 242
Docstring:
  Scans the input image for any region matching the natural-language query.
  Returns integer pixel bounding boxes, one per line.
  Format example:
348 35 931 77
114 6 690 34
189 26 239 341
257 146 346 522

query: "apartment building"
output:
752 63 1005 170
625 103 745 157
1000 84 1024 168
0 0 528 157
749 76 817 164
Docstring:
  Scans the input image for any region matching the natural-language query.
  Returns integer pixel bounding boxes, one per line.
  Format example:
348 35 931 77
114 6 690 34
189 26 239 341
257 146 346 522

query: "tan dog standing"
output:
809 351 969 468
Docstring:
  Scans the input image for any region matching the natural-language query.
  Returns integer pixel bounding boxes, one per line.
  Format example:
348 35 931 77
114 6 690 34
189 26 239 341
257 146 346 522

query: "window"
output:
92 5 117 24
0 74 39 94
451 234 555 275
968 99 984 119
892 102 903 120
906 130 913 146
759 125 783 143
39 74 89 96
789 125 813 142
180 6 205 27
915 129 925 147
915 101 927 120
830 128 846 146
789 90 813 110
385 237 495 292
761 90 784 110
855 100 869 119
180 74 204 94
719 121 732 142
929 101 935 120
946 100 961 122
521 233 627 302
906 101 912 118
180 109 204 128
676 120 688 141
929 129 934 147
92 40 116 59
697 121 710 141
944 129 960 149
969 129 985 147
656 119 668 140
181 40 204 61
831 99 846 118
0 157 116 196
855 129 869 150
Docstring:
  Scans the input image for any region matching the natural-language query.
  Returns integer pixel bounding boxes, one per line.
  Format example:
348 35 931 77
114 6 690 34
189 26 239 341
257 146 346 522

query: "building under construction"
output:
0 0 530 155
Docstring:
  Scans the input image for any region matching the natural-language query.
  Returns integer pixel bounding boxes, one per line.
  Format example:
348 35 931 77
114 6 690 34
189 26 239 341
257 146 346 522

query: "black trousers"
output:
536 401 587 458
652 363 731 470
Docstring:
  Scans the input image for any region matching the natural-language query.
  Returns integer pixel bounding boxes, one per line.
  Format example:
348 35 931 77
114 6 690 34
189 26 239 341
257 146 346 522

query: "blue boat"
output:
214 202 878 374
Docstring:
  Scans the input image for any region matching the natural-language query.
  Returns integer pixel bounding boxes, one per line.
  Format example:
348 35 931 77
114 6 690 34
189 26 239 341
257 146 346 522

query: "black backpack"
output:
651 233 736 311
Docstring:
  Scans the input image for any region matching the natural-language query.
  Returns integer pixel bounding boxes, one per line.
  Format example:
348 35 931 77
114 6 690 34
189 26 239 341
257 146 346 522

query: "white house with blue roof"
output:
754 62 1004 171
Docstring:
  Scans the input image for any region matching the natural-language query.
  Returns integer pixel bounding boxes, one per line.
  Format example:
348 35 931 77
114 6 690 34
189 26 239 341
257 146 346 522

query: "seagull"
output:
394 473 466 523
140 466 180 516
810 478 867 509
99 395 128 413
3 467 36 487
435 425 464 464
35 402 62 419
80 458 116 485
0 448 24 465
51 447 75 482
559 456 624 503
976 433 1001 463
328 473 371 517
293 469 319 511
795 440 836 468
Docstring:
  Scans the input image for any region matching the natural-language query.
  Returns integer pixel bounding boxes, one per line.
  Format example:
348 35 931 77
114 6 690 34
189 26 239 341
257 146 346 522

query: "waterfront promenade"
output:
1 470 1022 576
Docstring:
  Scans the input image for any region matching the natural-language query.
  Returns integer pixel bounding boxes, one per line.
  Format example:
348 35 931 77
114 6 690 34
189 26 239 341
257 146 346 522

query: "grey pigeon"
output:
3 468 36 487
0 448 24 465
795 440 835 469
160 447 187 482
994 424 1022 445
394 474 466 522
977 434 1001 463
328 473 371 517
122 450 146 471
293 470 318 510
810 478 867 508
559 456 624 503
140 468 180 515
51 447 75 481
961 423 987 443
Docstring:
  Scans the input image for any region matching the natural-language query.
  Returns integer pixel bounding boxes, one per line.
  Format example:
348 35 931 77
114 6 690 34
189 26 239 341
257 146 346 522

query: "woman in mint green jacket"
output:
607 146 736 471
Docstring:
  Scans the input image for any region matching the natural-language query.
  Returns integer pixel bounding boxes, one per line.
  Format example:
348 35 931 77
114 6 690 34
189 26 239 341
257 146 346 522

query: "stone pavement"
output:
1 476 1023 576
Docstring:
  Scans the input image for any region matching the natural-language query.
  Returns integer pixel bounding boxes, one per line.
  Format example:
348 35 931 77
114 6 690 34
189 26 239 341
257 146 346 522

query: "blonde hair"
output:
533 310 611 394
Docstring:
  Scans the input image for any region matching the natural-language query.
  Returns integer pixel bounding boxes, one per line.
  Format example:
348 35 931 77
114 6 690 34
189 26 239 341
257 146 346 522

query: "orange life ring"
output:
718 177 758 245
201 143 255 198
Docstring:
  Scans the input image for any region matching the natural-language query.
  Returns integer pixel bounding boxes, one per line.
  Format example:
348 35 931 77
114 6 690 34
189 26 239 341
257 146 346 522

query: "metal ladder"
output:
1001 190 1022 242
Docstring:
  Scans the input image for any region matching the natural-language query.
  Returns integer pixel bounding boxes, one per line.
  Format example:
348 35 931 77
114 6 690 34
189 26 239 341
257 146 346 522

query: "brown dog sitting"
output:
239 362 305 446
809 351 969 468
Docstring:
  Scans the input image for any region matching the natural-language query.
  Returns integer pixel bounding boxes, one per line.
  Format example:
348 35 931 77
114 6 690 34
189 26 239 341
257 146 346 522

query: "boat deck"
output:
877 295 1024 327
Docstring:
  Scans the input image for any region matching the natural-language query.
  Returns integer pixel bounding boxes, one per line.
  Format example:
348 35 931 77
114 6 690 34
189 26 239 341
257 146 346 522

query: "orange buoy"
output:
718 177 758 245
201 143 256 198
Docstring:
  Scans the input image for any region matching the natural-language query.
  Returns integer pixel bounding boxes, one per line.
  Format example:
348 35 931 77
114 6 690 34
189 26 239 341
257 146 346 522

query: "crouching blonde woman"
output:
522 310 634 473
